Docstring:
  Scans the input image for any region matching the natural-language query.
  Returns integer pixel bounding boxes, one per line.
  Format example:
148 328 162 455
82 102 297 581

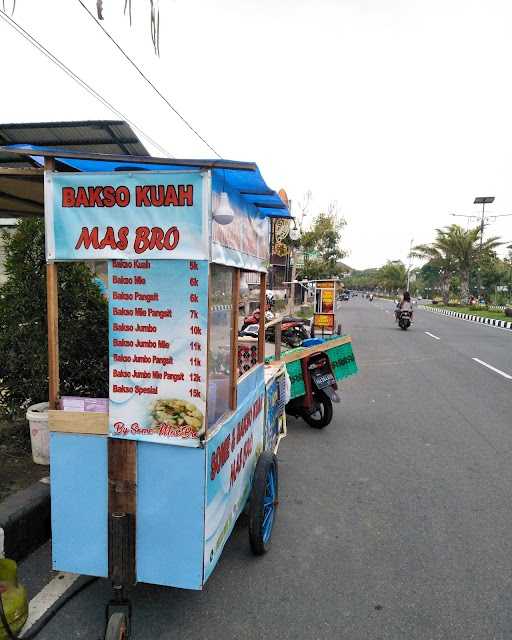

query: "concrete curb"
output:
0 479 50 561
421 305 512 330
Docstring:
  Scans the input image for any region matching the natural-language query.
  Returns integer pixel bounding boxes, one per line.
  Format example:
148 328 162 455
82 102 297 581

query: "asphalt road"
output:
19 299 512 639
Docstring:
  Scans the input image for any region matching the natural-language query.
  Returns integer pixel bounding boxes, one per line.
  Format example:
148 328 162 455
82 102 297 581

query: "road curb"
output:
421 305 512 330
0 479 50 561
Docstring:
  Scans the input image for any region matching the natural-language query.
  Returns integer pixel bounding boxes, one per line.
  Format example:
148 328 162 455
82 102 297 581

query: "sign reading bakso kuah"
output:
45 171 208 261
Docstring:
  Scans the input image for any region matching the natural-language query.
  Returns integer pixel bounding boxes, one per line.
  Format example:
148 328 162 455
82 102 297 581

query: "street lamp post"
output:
473 197 495 299
450 197 512 302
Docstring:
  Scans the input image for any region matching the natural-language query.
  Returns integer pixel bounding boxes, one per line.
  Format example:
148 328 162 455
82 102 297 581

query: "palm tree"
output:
412 232 456 304
5 0 161 54
414 225 502 303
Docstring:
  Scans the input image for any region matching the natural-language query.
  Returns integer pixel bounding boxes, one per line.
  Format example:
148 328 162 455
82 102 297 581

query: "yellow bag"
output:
0 559 28 640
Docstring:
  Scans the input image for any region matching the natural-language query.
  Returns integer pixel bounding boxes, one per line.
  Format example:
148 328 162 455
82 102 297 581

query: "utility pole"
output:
406 237 414 292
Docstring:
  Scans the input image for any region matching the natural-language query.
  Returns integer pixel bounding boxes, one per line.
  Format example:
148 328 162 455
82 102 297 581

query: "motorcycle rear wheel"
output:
301 390 333 429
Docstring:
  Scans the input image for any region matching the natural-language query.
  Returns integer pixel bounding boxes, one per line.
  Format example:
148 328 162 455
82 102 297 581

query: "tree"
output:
297 212 347 280
413 225 502 303
377 261 407 293
412 232 457 305
6 0 161 54
0 218 109 418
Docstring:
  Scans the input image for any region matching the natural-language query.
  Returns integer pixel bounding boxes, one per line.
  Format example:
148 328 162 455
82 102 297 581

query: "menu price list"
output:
108 258 208 444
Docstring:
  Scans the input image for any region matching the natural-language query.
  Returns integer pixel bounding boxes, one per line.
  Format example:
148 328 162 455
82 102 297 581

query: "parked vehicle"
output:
241 304 274 330
239 319 310 349
285 350 340 428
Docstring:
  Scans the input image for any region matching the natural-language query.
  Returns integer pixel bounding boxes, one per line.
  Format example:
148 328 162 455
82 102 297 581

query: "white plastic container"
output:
26 402 50 465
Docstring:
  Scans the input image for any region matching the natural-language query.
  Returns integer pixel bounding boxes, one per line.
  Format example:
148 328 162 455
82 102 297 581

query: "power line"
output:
0 8 173 158
77 0 222 158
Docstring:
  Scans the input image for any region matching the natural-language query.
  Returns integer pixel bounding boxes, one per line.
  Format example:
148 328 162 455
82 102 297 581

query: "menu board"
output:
108 258 208 446
313 313 335 330
321 288 334 313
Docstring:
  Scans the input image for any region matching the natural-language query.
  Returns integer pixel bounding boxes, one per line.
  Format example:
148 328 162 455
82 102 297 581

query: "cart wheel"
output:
301 390 333 429
249 452 278 555
105 612 128 640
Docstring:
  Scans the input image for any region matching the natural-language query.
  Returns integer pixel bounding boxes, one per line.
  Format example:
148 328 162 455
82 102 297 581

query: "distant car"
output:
341 293 350 301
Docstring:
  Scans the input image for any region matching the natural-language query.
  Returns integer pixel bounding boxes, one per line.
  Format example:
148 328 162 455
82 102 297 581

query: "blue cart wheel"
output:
249 452 278 555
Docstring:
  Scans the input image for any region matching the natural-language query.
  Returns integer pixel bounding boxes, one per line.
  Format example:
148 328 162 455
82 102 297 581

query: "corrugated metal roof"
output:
0 120 148 166
0 121 148 217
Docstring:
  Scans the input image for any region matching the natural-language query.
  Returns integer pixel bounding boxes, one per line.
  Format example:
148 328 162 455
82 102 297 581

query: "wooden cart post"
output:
45 158 60 410
230 268 240 409
258 272 267 362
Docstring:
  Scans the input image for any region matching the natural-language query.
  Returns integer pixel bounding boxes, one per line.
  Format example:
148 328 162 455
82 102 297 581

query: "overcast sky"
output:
1 0 512 268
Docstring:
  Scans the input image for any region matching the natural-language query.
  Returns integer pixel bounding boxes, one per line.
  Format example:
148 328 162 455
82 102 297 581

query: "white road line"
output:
21 572 81 636
472 358 512 380
424 331 440 340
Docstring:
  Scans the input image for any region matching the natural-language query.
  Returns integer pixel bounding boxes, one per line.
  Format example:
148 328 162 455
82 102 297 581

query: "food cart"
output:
0 146 356 639
312 278 340 335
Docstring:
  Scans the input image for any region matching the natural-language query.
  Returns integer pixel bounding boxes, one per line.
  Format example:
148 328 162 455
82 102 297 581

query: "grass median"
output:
425 304 508 321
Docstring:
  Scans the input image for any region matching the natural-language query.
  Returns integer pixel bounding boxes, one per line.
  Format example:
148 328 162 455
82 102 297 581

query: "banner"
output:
108 258 208 446
45 171 207 261
204 370 265 580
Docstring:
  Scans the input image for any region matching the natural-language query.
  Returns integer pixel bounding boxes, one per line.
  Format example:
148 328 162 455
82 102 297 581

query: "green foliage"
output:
343 268 381 290
413 224 503 303
0 218 108 418
377 260 407 292
296 213 347 280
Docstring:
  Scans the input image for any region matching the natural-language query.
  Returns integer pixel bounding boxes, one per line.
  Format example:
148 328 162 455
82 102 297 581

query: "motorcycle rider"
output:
395 290 414 322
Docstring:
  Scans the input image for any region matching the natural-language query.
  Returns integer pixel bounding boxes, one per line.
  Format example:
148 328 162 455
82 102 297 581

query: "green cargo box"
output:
265 335 358 400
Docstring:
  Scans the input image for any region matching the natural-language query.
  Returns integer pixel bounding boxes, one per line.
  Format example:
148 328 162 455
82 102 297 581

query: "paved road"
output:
19 300 512 639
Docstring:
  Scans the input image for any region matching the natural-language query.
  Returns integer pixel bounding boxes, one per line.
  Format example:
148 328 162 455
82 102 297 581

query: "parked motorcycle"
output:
286 351 339 428
239 319 309 349
241 303 274 330
397 309 412 330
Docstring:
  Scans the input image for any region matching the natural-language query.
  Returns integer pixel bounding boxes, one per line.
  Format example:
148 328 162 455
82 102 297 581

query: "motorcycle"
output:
239 319 309 349
241 303 274 331
286 351 339 428
397 309 412 330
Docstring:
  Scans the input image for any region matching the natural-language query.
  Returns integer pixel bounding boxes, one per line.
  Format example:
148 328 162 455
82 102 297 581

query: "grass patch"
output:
296 305 314 319
425 305 508 321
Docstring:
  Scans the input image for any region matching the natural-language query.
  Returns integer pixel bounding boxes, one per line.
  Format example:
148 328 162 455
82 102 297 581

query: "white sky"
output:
1 0 512 269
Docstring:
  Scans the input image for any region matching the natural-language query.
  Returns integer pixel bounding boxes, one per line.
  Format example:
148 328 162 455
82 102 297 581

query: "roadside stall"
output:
313 278 339 335
0 145 356 640
0 147 292 639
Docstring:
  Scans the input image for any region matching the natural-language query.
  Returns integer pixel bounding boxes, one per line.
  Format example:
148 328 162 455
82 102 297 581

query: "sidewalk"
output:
0 419 51 560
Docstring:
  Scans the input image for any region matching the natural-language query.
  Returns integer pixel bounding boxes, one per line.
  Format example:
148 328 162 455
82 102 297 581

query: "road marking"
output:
472 358 512 380
424 331 440 340
22 572 81 635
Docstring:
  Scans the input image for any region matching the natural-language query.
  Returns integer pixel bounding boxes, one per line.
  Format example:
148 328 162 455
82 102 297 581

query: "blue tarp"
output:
7 144 291 219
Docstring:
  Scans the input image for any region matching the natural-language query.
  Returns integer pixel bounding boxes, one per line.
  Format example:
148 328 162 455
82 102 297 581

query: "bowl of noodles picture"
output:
151 399 204 438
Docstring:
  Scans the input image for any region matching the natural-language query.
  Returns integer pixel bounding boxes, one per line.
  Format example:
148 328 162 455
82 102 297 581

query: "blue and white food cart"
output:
28 148 291 639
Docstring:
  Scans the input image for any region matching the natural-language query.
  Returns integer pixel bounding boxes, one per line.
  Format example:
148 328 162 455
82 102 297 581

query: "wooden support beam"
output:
108 439 137 584
274 321 282 361
44 158 59 409
230 268 240 409
258 272 267 362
